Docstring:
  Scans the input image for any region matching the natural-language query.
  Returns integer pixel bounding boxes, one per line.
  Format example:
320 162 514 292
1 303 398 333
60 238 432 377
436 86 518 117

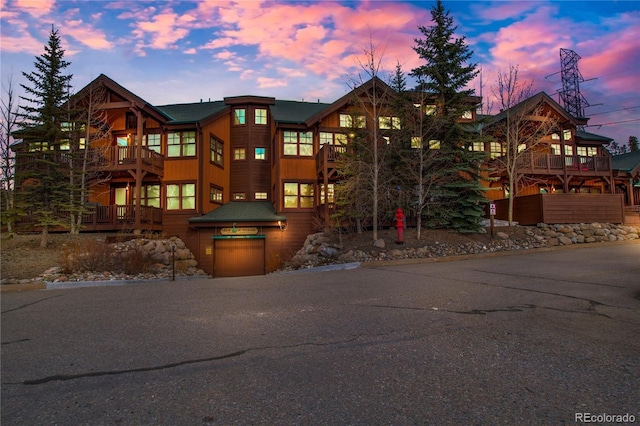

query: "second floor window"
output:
234 108 246 125
166 183 195 210
145 134 161 154
167 131 196 157
379 116 401 130
284 131 313 156
255 108 267 125
210 136 223 166
255 147 266 160
339 113 365 128
320 132 347 145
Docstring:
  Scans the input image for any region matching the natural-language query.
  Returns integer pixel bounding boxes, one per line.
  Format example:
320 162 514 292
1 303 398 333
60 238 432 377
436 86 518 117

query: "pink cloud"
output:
14 0 54 18
257 77 288 89
133 10 191 50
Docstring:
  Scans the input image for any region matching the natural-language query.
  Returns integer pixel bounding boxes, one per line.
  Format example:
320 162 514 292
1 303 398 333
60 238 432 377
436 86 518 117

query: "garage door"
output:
213 236 266 277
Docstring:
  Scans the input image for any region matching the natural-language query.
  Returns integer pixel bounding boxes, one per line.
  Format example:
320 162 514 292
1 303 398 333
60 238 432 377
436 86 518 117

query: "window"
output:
210 136 223 166
379 116 400 130
490 142 502 159
577 146 597 156
563 129 572 141
320 184 334 204
255 108 267 125
166 183 195 210
233 108 246 125
320 132 347 145
233 148 246 160
233 192 246 201
423 104 437 115
461 110 473 119
564 145 574 156
254 192 268 200
134 185 161 208
255 147 266 160
210 185 223 203
551 143 561 155
145 134 161 154
429 140 441 150
469 141 484 152
411 136 422 149
339 113 365 128
167 131 196 157
283 131 313 156
284 182 314 209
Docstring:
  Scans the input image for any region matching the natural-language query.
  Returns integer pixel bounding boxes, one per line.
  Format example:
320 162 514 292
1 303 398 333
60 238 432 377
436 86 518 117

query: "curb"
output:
361 238 640 268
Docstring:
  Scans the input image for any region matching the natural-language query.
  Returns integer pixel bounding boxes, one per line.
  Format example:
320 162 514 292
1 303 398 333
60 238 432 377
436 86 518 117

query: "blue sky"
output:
1 0 638 144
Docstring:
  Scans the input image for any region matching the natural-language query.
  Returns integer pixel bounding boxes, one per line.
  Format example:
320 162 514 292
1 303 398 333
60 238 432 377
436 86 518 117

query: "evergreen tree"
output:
629 136 638 152
16 25 74 247
410 0 486 233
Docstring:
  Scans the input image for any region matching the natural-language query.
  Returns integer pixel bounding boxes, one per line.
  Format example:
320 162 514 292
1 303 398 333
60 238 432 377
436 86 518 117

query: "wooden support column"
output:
560 128 569 193
133 106 144 233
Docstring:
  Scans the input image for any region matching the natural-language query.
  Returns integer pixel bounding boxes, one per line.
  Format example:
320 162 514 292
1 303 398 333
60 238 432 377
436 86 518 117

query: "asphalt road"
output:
2 243 639 425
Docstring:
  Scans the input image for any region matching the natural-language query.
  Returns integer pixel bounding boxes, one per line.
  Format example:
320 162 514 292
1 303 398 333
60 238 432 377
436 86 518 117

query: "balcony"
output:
16 146 164 177
316 144 347 181
492 153 612 177
16 205 163 232
92 146 164 177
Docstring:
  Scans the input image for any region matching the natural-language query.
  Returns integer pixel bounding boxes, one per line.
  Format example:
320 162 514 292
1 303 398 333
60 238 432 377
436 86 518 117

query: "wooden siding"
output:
493 194 624 225
230 107 272 199
201 116 231 208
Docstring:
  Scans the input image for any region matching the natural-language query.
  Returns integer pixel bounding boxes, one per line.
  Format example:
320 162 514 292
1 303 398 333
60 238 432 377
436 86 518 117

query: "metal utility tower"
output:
559 48 589 128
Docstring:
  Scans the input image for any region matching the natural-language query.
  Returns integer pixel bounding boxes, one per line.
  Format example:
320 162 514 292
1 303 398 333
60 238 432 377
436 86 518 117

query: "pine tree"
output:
16 25 74 247
629 136 638 152
410 0 486 233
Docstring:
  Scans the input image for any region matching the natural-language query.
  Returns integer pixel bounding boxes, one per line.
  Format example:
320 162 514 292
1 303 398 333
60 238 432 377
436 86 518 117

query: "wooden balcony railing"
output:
510 153 611 175
316 144 348 178
16 146 164 176
91 146 164 176
16 204 163 232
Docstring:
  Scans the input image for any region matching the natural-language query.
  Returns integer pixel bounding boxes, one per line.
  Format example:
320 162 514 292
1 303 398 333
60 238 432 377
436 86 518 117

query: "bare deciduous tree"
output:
67 80 112 233
0 74 20 234
488 65 559 225
341 36 395 241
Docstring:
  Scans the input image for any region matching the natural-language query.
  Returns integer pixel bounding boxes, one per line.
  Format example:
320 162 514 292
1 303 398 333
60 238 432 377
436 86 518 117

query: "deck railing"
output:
316 144 348 176
16 204 162 231
16 147 164 175
515 153 611 174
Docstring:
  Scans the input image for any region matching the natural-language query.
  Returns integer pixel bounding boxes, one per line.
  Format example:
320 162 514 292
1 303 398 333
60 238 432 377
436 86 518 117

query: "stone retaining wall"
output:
285 223 640 271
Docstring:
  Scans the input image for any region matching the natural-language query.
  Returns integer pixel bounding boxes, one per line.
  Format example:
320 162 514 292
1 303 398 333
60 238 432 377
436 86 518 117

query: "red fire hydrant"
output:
395 207 405 245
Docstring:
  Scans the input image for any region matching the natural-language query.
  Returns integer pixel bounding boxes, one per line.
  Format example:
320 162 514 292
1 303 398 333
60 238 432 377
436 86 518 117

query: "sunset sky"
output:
1 0 638 145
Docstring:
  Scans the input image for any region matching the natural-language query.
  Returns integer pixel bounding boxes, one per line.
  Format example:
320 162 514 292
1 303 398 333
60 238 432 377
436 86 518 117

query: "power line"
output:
587 105 640 117
586 118 640 128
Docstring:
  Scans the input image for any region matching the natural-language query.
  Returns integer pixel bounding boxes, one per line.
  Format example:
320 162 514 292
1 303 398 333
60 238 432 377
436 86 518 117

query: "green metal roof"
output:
189 201 286 223
576 130 612 144
270 100 330 124
156 101 228 124
612 150 640 174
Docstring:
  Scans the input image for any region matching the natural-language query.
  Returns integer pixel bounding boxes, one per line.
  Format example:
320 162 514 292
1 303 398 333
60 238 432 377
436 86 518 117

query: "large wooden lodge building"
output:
11 74 639 276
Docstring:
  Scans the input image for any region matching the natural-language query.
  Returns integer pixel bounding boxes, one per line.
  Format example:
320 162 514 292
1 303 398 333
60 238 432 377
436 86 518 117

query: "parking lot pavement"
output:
2 243 639 424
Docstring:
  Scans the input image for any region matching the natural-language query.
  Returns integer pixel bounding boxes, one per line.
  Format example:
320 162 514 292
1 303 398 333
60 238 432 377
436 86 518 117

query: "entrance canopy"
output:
189 201 286 225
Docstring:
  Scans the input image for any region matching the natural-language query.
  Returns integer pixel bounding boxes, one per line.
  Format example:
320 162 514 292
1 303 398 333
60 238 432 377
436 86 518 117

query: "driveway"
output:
2 243 639 424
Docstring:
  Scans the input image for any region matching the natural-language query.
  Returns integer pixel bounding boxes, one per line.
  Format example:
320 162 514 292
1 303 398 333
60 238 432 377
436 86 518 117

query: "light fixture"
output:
278 220 287 231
